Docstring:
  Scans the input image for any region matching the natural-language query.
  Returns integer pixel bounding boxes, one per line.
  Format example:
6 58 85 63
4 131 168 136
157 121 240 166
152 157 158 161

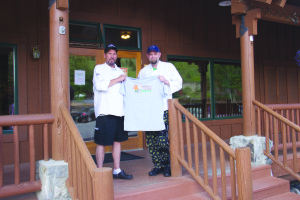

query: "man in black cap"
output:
93 44 133 180
138 45 183 177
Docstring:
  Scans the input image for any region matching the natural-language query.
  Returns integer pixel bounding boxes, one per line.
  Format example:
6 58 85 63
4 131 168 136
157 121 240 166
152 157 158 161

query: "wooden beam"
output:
231 0 247 15
272 0 287 7
56 0 68 10
232 8 262 38
254 0 272 4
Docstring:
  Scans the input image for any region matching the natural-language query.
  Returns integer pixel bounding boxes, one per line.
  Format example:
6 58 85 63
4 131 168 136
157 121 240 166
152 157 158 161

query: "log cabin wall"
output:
0 0 300 163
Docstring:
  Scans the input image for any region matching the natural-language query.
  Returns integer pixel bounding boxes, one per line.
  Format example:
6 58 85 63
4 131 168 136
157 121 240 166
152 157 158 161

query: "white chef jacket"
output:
93 63 125 117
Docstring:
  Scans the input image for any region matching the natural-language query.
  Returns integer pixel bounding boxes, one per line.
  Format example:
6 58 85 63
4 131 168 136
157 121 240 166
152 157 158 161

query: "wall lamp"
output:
33 46 40 59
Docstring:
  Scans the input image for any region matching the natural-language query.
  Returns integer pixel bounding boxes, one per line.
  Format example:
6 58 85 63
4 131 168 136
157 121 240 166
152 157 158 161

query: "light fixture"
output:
219 0 231 6
33 46 40 59
121 31 131 40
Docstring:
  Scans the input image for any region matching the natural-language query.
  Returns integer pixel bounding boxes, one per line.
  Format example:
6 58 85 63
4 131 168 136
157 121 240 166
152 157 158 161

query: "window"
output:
69 20 103 47
103 24 141 50
0 43 18 131
168 56 242 120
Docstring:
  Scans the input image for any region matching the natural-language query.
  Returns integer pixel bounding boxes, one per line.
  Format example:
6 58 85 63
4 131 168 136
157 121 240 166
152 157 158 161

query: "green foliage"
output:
120 58 136 78
69 55 95 99
214 63 242 103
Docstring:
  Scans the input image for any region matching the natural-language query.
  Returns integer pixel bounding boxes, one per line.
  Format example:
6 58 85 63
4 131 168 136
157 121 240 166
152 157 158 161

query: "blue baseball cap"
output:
147 45 160 54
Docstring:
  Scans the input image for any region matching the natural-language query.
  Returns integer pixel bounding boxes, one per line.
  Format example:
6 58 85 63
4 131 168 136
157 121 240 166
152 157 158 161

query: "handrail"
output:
169 99 253 200
253 100 300 181
60 104 97 173
59 104 113 200
174 101 236 158
0 113 54 198
253 100 300 132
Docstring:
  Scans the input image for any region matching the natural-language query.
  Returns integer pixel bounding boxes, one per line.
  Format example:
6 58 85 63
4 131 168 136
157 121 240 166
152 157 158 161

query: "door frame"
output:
69 47 143 154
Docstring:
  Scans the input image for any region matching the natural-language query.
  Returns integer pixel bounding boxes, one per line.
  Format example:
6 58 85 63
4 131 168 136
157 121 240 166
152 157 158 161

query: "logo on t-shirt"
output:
133 85 152 93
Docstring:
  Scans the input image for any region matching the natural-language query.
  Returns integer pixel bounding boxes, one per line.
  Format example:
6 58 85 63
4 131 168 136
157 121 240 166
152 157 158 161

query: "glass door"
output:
69 47 142 154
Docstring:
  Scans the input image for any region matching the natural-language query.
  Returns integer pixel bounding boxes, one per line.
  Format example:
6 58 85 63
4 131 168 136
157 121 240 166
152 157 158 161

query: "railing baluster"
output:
219 147 227 200
71 137 78 199
0 127 3 187
87 169 93 200
265 112 270 153
13 125 20 184
77 147 82 200
269 115 273 141
291 111 298 174
274 117 279 160
257 107 261 136
210 138 217 195
63 120 68 161
81 155 87 200
67 128 73 187
201 130 208 186
193 124 199 176
185 117 192 168
297 109 300 141
282 123 288 167
177 110 185 160
230 156 236 200
43 124 49 161
29 124 35 182
287 110 291 143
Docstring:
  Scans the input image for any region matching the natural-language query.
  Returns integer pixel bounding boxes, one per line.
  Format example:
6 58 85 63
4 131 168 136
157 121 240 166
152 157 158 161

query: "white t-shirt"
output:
93 63 125 117
138 61 183 111
119 76 170 131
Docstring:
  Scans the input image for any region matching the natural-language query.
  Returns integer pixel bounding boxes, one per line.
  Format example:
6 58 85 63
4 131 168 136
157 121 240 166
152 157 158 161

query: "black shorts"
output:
94 115 128 146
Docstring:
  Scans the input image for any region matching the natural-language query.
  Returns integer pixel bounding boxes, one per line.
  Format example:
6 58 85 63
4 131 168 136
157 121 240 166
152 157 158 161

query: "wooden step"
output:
262 192 300 200
252 176 290 199
115 176 202 200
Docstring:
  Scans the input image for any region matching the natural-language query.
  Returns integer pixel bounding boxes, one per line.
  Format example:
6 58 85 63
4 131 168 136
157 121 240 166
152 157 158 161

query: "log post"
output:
49 1 69 160
93 167 114 200
236 147 253 200
232 9 261 136
168 99 182 177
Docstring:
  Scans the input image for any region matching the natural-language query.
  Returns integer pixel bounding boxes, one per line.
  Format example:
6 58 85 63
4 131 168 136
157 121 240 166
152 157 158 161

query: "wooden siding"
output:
0 0 300 164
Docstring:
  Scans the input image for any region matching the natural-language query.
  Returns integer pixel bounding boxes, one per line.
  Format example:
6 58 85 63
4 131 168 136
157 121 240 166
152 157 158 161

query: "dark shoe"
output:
149 167 164 176
163 167 171 177
113 170 133 180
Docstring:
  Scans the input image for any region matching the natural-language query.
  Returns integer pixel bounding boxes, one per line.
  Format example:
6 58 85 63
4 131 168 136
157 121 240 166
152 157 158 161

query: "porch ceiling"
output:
231 0 300 26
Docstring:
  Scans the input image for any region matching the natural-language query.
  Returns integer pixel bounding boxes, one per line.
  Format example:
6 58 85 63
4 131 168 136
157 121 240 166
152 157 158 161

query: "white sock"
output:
113 168 121 175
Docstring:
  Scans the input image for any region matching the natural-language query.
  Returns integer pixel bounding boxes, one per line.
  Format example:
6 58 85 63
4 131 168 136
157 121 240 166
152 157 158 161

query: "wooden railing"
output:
169 99 253 200
59 104 113 200
253 100 300 181
0 113 54 198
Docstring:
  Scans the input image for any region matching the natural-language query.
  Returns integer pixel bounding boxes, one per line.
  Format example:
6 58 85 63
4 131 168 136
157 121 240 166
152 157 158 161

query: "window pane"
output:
70 55 95 141
169 59 211 119
104 27 139 49
0 45 15 130
214 62 242 117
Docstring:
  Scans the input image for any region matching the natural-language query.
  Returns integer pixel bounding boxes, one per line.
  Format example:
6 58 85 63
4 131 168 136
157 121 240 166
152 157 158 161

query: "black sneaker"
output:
113 170 133 180
163 167 171 177
149 167 164 176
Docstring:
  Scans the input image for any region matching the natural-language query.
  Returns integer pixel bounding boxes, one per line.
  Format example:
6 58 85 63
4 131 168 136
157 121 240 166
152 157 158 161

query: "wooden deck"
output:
1 140 233 199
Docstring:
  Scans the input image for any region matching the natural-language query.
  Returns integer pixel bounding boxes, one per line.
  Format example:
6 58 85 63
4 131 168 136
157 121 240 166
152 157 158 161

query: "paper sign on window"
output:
75 70 85 85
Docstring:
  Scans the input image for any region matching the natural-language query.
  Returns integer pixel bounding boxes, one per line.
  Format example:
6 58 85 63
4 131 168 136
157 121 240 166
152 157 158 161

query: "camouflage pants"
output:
146 111 170 169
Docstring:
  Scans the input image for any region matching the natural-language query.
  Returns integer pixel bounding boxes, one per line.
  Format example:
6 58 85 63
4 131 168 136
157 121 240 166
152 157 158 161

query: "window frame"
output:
0 42 19 134
168 55 242 121
69 20 104 46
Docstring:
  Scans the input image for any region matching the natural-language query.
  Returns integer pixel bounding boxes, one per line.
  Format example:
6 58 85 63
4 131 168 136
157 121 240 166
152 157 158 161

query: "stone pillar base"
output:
36 159 71 200
230 135 273 166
